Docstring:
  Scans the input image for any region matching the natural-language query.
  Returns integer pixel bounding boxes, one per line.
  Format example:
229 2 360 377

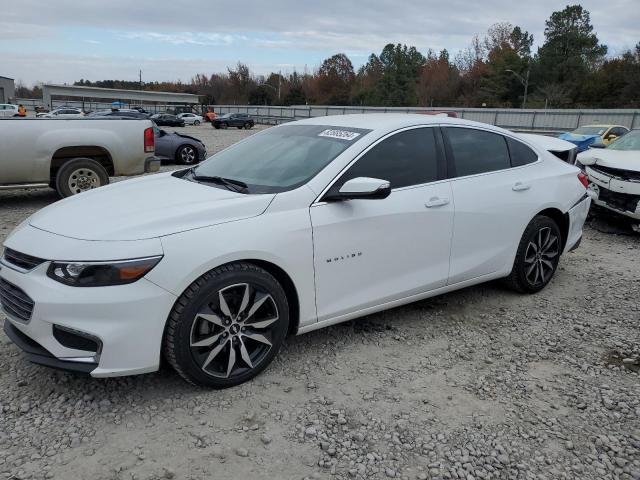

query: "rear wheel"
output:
505 216 562 293
163 262 289 388
55 158 109 198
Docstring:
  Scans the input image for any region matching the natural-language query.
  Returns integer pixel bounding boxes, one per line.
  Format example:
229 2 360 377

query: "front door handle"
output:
512 182 531 192
425 197 450 208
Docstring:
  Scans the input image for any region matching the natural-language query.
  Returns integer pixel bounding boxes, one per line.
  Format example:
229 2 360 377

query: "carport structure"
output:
42 84 200 113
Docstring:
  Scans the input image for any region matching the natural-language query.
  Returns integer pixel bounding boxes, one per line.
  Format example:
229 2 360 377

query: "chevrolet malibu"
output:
0 115 591 388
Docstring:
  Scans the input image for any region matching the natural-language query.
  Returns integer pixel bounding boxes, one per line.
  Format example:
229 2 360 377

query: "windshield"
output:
573 126 606 136
191 124 371 193
607 130 640 151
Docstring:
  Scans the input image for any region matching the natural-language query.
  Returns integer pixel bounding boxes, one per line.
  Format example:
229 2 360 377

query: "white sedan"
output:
0 115 591 388
178 113 203 125
37 107 84 118
577 130 640 226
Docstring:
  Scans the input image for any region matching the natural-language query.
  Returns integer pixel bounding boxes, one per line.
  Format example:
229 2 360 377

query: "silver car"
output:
154 126 206 165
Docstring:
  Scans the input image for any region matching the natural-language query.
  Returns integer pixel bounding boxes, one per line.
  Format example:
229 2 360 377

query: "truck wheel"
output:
55 158 109 198
244 122 252 130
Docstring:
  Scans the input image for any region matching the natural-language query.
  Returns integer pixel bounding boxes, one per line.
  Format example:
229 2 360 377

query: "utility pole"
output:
139 70 142 90
278 70 281 102
505 68 530 109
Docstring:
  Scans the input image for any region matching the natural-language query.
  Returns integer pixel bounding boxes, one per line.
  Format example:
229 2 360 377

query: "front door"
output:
310 126 454 322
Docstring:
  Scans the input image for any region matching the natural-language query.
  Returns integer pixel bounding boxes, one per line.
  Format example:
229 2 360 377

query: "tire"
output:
504 215 562 293
54 157 109 198
177 145 198 165
163 262 289 388
222 122 229 129
237 126 243 129
245 122 253 130
214 124 221 129
194 120 200 126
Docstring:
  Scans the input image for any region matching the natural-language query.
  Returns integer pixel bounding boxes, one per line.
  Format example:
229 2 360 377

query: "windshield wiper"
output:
189 169 248 193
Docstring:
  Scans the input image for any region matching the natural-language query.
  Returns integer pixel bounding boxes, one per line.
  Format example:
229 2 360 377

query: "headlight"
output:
47 256 162 287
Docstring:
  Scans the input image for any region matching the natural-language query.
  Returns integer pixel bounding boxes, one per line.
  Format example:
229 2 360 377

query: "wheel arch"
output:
240 259 300 336
535 207 569 252
51 146 114 178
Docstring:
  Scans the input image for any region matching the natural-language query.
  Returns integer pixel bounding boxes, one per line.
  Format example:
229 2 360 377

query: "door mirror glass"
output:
327 177 391 201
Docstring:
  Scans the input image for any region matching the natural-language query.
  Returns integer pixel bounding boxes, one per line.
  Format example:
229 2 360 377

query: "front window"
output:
607 130 640 151
189 125 371 193
573 126 606 136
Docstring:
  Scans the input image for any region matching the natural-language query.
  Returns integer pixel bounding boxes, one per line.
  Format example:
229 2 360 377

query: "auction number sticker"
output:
318 129 361 141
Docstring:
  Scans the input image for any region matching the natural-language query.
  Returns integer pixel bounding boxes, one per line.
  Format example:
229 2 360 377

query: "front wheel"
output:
244 122 252 129
177 145 198 165
55 158 109 198
505 215 562 293
163 263 289 388
193 120 200 126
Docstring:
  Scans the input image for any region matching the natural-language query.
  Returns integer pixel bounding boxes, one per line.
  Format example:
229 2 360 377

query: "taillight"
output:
144 127 154 153
578 172 589 188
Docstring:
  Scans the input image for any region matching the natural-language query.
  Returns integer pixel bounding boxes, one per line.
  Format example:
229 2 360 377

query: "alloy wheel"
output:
67 168 100 194
189 283 279 378
180 146 197 164
524 227 559 286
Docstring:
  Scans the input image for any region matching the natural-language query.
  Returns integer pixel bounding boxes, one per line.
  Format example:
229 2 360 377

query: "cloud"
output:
122 31 239 46
2 0 638 85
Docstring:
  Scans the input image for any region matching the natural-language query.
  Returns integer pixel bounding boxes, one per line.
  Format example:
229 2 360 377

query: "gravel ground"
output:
0 124 639 480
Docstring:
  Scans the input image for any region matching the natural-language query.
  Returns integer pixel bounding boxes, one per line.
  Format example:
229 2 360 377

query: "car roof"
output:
289 113 511 135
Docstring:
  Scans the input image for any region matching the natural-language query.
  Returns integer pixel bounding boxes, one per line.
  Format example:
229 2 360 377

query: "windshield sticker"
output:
318 129 361 141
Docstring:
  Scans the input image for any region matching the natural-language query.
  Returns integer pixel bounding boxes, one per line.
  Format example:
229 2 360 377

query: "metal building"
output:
42 84 200 111
0 76 15 104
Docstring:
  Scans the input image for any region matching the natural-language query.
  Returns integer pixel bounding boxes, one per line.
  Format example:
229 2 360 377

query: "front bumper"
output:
0 250 177 378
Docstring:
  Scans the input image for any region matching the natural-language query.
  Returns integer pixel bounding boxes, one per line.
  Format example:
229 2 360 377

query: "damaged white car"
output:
577 130 640 228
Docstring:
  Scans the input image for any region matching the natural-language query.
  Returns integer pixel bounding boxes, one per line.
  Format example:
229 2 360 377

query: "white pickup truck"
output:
0 118 160 197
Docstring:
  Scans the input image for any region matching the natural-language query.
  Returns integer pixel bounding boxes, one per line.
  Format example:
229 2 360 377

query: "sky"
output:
2 0 639 87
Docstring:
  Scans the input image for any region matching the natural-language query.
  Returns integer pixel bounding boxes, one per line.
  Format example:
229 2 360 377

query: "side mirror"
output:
159 129 167 137
325 177 391 201
607 134 618 141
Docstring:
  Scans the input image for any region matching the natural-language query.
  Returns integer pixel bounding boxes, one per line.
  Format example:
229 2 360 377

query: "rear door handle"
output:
425 197 450 208
512 182 531 192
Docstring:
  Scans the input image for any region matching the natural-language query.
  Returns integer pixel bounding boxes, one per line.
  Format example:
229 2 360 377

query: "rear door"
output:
310 126 454 322
443 126 542 284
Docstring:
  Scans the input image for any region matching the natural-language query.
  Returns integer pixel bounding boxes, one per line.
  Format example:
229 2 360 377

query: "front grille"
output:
590 165 640 182
0 278 35 322
2 248 46 271
598 188 640 213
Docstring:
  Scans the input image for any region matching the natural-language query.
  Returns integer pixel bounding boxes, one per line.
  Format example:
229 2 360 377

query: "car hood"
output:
170 132 205 144
29 173 275 241
577 149 640 173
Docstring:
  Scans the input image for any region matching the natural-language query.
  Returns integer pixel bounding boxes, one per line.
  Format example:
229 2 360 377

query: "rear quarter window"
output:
507 138 539 167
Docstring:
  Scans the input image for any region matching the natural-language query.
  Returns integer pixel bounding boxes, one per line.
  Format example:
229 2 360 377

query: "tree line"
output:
16 4 640 109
